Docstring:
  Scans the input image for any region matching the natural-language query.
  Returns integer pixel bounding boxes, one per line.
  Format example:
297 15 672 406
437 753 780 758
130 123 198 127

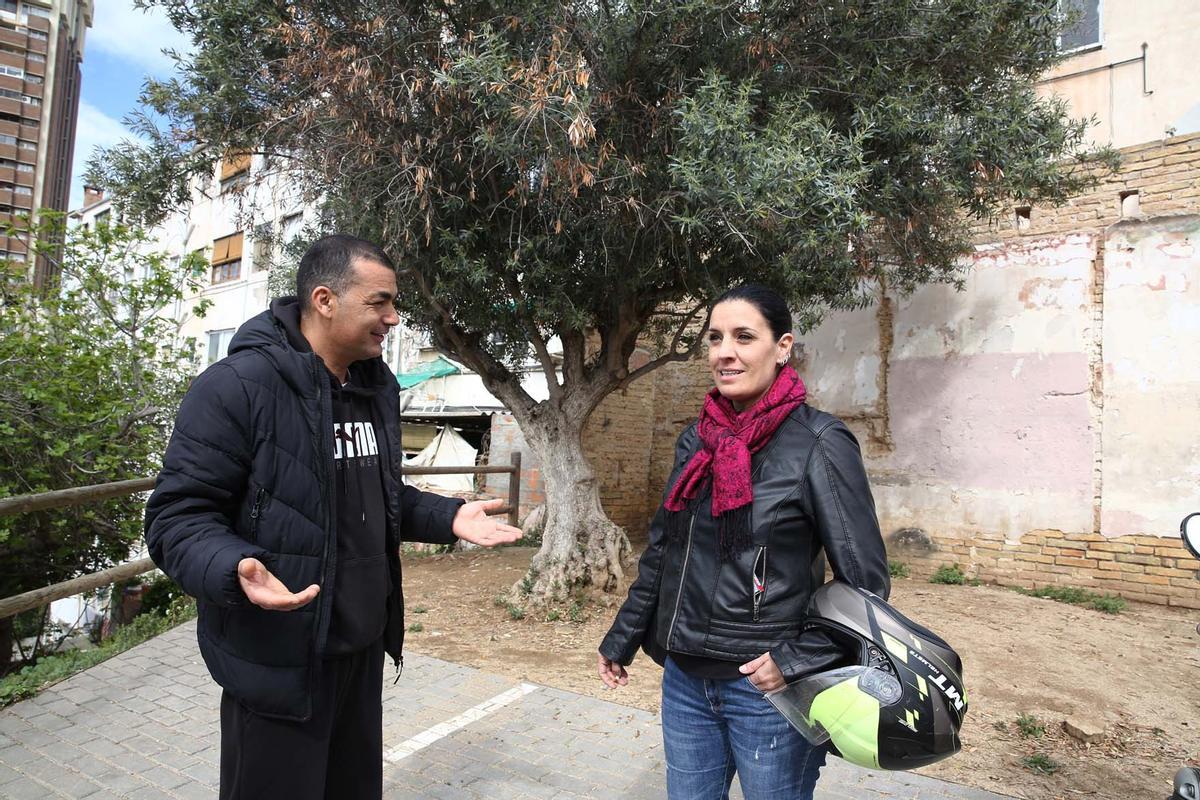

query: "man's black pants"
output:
219 640 385 800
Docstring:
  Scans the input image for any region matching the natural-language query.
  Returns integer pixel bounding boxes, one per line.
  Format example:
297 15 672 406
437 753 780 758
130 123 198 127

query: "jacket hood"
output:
228 296 397 393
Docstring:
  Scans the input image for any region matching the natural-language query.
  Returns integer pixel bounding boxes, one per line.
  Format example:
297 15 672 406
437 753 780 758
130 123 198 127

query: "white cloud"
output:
88 0 192 77
69 101 141 210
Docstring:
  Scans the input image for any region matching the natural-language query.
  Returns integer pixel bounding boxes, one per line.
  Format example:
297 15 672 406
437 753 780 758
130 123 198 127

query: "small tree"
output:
89 0 1116 602
0 216 207 671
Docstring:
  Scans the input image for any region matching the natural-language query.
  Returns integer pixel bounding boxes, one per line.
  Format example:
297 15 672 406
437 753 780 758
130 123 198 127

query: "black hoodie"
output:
277 303 392 656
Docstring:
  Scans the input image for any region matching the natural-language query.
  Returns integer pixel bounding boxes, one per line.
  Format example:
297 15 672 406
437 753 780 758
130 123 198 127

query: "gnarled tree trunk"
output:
512 409 630 603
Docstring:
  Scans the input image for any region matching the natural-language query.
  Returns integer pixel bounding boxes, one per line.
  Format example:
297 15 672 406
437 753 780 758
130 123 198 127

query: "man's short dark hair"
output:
296 234 395 312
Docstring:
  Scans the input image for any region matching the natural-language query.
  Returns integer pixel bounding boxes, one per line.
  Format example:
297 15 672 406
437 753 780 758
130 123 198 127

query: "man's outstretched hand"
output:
452 498 523 547
237 557 320 610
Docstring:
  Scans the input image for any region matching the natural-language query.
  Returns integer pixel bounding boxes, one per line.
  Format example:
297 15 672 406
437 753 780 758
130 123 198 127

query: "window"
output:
207 329 235 366
16 162 32 171
17 140 34 151
280 212 303 244
27 29 45 40
1059 0 1100 52
13 185 29 195
251 222 272 271
26 51 42 62
24 4 51 19
0 0 16 15
24 74 40 84
20 95 37 106
0 65 23 78
210 231 244 284
0 88 20 100
219 150 251 183
94 209 111 227
0 133 14 145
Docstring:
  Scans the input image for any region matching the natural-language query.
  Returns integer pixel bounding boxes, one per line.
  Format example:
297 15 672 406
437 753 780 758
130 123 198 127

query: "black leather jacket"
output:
600 405 890 682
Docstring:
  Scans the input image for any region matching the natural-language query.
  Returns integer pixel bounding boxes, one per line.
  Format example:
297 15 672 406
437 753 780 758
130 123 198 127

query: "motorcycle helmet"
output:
765 581 967 770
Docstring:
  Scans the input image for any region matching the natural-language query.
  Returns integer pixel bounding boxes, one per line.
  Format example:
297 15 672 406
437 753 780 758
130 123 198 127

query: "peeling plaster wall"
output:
1100 216 1200 537
796 220 1200 607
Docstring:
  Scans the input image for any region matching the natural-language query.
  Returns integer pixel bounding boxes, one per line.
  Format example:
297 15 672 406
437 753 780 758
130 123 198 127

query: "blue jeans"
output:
661 656 827 800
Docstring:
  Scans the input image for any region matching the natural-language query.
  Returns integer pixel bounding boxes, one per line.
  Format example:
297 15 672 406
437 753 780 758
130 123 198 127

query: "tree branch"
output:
616 301 710 391
501 271 562 403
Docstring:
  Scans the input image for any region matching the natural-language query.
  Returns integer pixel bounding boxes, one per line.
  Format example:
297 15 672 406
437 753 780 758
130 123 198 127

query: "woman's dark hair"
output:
296 234 395 312
713 283 792 340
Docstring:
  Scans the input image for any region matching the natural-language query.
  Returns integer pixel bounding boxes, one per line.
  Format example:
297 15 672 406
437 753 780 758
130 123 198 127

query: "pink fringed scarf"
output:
665 364 807 558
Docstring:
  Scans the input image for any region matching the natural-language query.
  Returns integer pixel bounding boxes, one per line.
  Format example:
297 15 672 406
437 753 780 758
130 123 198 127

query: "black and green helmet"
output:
766 581 967 770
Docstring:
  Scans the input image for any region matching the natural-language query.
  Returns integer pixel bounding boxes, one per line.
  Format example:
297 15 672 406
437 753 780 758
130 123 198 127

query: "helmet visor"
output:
766 666 902 752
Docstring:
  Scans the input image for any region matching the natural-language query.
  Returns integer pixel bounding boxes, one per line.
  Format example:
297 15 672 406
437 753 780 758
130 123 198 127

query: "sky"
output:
70 0 191 209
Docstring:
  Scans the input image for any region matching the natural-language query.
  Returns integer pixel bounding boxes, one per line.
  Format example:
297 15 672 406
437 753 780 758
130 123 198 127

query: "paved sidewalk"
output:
0 621 1011 799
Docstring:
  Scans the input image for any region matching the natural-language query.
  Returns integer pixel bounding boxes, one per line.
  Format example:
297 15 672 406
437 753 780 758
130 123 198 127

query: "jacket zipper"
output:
666 513 696 647
312 359 337 660
752 545 767 621
248 487 266 542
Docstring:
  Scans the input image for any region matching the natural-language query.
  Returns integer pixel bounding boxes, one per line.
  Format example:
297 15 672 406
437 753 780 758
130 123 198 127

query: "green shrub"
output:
888 560 910 578
929 564 968 585
407 622 424 633
505 602 525 621
139 574 187 618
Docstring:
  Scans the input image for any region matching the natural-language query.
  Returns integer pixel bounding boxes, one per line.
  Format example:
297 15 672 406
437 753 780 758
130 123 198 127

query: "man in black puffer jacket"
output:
145 235 521 800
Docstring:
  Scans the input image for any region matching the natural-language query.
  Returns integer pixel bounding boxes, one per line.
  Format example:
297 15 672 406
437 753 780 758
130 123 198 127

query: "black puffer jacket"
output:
600 405 890 682
145 298 462 721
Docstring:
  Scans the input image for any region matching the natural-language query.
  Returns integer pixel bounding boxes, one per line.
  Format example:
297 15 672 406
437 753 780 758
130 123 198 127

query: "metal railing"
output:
0 451 523 621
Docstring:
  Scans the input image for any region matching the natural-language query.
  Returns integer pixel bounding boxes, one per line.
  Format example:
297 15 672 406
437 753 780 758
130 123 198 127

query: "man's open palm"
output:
237 558 320 610
452 498 523 546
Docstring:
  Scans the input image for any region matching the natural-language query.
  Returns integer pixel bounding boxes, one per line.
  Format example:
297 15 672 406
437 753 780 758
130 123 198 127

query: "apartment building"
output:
1039 0 1200 148
0 0 90 286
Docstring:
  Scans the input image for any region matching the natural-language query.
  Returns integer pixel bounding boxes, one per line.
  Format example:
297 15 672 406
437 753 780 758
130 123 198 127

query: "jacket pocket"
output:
752 546 767 621
248 487 267 543
704 617 803 658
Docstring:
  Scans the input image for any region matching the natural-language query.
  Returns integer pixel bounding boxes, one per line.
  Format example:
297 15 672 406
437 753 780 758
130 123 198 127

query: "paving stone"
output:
0 619 1013 800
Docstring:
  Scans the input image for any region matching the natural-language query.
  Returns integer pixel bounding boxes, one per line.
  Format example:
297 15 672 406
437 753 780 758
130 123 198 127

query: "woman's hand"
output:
597 652 629 689
739 651 785 692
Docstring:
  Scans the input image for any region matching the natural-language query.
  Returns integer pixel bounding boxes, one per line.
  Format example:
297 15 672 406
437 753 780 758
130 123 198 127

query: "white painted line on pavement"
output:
383 682 540 763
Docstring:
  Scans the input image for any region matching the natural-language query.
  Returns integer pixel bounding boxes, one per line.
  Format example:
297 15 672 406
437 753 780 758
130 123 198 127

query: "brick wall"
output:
970 131 1200 242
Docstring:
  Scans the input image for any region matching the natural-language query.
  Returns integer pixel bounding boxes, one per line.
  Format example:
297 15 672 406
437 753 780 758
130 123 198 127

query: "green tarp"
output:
396 356 460 389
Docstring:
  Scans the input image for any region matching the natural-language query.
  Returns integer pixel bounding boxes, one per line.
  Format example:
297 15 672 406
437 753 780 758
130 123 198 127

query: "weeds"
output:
0 598 197 707
1013 585 1126 615
505 602 526 621
567 599 587 624
545 610 562 622
888 560 911 578
1016 713 1045 739
411 605 427 614
407 622 424 633
1021 753 1061 775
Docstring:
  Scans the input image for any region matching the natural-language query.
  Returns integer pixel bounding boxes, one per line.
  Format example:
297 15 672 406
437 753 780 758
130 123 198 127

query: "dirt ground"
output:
401 545 1199 800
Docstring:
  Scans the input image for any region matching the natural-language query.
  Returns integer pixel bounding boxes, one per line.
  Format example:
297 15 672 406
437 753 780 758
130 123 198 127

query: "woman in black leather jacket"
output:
597 284 890 800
